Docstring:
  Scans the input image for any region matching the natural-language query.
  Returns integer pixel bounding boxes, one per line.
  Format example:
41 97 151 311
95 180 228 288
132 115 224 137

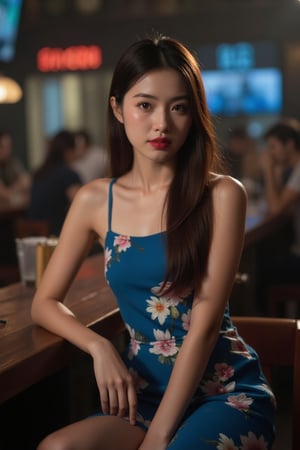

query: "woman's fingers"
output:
99 376 137 424
127 383 137 425
99 387 109 414
117 384 129 418
108 388 119 416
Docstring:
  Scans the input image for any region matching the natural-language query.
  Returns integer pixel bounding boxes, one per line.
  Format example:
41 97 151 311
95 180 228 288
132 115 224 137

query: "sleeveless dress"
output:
103 178 276 450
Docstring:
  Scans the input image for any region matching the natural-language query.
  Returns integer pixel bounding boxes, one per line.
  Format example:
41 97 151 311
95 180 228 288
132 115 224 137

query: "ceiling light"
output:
0 75 23 103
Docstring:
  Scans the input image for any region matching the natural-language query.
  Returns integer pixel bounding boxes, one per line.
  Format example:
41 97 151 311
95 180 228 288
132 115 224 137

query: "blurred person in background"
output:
27 129 82 236
71 129 108 184
0 130 31 204
256 118 300 313
223 126 262 201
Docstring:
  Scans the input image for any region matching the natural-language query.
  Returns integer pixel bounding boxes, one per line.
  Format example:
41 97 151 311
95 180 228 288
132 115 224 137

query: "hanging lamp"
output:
0 75 23 103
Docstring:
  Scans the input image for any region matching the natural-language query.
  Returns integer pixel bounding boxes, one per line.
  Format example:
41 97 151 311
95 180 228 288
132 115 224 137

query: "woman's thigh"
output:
37 415 146 450
167 401 275 450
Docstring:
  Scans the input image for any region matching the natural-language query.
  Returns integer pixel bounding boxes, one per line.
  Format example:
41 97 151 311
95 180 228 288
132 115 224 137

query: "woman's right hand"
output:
91 339 137 425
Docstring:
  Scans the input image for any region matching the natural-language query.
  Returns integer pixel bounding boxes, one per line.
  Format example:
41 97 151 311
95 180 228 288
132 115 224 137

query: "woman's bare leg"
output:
37 415 146 450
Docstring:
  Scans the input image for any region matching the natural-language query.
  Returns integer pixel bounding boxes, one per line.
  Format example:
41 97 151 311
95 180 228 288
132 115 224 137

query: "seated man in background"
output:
0 130 31 204
256 118 300 314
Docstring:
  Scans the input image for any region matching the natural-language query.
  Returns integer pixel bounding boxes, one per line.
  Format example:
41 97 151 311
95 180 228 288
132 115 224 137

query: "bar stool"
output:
267 283 300 318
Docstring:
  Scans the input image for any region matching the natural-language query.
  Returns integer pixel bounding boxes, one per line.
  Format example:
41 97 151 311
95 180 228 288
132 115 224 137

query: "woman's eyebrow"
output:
132 93 189 101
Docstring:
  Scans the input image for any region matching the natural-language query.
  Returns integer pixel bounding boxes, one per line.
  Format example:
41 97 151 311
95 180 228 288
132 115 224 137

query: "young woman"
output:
31 35 276 450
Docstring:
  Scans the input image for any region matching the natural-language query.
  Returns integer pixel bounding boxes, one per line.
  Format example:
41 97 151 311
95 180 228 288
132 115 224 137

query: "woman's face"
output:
111 68 193 164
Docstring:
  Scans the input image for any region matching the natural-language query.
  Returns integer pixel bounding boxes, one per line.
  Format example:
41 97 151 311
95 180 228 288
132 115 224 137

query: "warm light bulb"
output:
0 76 23 103
0 85 7 102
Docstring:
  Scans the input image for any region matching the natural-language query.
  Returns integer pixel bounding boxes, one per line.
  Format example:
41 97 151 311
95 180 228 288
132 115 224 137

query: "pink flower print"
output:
182 309 191 331
113 235 131 252
128 368 149 393
222 328 251 359
104 247 112 273
149 329 178 357
240 431 268 450
202 380 235 396
214 363 234 382
230 338 251 359
221 328 238 340
225 393 253 412
126 324 141 359
216 433 238 450
146 296 170 325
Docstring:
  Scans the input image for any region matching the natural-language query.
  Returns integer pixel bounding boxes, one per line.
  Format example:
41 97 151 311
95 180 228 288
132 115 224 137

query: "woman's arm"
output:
139 176 247 450
31 179 137 424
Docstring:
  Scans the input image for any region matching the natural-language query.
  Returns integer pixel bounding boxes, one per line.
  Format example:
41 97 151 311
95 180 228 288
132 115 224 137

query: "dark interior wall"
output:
0 1 299 166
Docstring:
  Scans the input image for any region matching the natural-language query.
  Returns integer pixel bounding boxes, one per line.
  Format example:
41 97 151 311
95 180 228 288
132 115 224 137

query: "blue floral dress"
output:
103 178 276 450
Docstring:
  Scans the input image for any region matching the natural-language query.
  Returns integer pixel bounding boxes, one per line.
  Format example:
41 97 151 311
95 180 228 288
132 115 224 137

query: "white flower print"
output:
216 433 238 450
240 431 268 450
225 393 253 412
149 329 178 357
146 296 170 325
104 247 112 273
181 309 191 331
113 235 131 252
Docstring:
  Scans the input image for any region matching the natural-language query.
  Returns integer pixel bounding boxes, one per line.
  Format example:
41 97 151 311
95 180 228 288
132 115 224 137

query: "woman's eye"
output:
138 102 151 111
172 103 189 113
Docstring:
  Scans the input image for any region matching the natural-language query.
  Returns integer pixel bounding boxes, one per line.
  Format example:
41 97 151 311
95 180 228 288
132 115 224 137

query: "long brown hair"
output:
107 34 223 294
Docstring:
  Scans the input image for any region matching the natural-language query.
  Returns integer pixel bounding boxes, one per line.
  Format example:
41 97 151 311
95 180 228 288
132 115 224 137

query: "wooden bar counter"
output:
0 254 124 406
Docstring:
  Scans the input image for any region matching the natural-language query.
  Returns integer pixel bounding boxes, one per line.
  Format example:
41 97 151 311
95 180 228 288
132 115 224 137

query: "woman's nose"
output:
153 108 169 132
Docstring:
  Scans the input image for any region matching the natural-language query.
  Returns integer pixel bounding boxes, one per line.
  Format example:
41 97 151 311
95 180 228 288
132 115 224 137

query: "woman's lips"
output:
149 138 171 150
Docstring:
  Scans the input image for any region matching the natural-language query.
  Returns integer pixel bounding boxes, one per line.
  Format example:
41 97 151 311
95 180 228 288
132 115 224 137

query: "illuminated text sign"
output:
37 45 102 72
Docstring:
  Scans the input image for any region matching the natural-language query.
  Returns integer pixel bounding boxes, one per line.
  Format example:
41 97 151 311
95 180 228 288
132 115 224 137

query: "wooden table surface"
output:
0 254 124 405
0 210 291 405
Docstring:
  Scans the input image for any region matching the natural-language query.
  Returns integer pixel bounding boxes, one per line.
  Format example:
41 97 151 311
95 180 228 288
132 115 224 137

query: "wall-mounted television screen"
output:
0 0 23 62
202 67 282 116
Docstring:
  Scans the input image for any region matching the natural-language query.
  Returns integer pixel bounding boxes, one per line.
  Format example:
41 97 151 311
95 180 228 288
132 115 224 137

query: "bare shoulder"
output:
72 177 111 209
209 173 247 206
208 175 248 223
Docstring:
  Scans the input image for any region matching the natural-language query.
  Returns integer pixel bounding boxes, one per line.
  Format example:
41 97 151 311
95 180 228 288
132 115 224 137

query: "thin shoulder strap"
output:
107 178 117 231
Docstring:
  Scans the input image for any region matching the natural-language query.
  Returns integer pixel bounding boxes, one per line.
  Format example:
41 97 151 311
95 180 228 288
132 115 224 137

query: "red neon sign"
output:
37 45 102 72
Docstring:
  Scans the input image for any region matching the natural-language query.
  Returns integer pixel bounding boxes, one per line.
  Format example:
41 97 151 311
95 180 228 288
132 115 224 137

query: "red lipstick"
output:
149 137 170 150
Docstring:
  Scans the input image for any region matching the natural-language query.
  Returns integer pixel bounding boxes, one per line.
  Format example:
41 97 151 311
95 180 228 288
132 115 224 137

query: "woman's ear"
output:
110 96 124 123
